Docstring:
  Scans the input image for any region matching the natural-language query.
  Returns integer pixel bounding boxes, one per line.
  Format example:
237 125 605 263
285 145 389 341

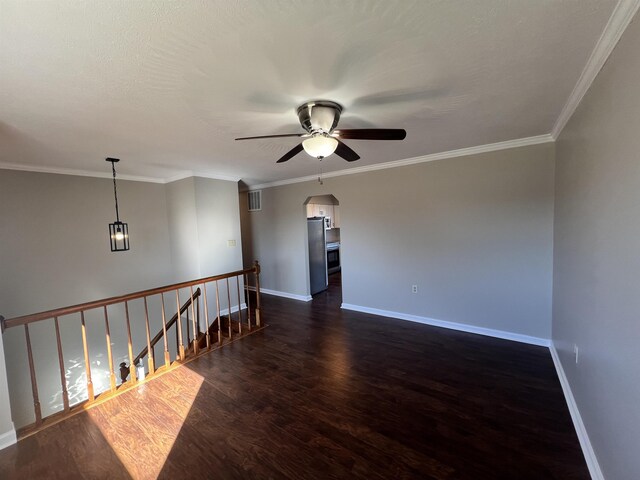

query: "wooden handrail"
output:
132 288 200 367
1 265 258 329
0 261 262 437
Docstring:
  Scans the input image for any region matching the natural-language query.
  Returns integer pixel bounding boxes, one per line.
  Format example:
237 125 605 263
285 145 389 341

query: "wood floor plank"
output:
0 273 589 479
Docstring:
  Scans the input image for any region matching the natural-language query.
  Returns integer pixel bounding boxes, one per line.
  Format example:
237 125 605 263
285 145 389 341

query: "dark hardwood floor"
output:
0 272 589 479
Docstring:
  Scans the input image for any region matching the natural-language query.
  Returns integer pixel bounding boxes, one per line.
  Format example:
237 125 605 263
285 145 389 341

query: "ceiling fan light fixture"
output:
236 98 405 164
302 135 338 159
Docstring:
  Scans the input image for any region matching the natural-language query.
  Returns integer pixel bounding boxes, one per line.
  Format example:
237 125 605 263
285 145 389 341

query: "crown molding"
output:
551 0 640 139
163 171 195 183
0 161 165 183
164 170 241 184
248 134 554 190
190 171 242 183
0 162 241 184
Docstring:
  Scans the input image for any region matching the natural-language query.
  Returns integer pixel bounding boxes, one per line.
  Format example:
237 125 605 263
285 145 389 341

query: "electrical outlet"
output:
227 239 236 247
574 344 579 364
412 285 418 294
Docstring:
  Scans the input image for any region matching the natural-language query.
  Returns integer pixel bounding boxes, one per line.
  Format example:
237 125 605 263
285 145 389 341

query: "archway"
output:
303 195 342 302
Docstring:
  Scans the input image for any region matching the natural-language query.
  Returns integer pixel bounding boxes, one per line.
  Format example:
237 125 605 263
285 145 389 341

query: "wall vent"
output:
247 190 262 211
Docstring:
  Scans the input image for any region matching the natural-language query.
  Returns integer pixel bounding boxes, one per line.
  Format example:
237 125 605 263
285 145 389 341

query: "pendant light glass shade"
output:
302 135 338 159
109 221 129 251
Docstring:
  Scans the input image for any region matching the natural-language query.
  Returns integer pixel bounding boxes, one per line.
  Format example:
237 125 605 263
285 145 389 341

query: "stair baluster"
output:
255 260 262 327
80 311 95 401
226 278 232 339
190 285 198 355
215 280 222 345
24 324 42 425
53 316 70 412
124 301 137 383
143 297 155 375
175 290 185 361
103 306 117 392
202 283 211 349
236 276 243 335
160 293 170 369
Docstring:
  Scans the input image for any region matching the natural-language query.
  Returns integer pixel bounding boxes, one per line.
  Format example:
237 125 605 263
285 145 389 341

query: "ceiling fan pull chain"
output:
318 160 323 185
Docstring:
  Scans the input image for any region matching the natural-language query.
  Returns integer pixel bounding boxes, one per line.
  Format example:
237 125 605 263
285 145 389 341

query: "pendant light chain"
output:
111 160 120 223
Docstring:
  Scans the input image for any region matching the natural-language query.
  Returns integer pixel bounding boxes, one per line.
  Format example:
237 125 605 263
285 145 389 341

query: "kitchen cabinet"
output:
307 204 322 217
307 204 330 217
306 204 315 217
316 204 333 219
306 204 340 228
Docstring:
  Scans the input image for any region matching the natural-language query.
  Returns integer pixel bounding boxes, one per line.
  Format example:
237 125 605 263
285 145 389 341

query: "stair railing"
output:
120 286 201 384
0 261 262 436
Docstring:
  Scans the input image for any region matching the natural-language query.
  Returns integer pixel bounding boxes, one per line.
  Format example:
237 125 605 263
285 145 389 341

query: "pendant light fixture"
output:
106 157 129 252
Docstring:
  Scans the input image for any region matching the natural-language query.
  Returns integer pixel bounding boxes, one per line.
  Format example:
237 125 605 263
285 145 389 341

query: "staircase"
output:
0 261 263 439
122 285 261 383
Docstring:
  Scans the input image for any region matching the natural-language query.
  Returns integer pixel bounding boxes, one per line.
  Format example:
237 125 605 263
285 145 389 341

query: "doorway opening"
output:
303 195 342 304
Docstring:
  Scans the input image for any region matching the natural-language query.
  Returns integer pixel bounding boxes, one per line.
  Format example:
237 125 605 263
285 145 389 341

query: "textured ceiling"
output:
0 0 618 184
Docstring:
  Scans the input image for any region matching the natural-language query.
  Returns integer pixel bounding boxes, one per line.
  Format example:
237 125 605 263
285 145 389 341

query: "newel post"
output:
254 260 262 327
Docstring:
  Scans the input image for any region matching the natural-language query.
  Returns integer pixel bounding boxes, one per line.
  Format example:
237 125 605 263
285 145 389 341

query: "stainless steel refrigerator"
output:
308 217 328 295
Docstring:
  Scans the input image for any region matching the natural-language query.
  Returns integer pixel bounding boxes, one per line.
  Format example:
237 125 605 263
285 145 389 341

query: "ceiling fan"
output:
235 100 406 163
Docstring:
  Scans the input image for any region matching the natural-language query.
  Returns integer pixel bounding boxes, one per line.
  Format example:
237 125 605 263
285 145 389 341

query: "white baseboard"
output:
0 426 17 450
247 286 312 302
549 342 603 480
340 303 550 347
219 303 247 316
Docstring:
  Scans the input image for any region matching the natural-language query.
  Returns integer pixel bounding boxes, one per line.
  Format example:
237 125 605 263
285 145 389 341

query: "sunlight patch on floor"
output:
87 367 204 480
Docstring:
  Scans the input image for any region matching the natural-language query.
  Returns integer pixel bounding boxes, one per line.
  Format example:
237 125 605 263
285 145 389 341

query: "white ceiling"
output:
0 1 620 185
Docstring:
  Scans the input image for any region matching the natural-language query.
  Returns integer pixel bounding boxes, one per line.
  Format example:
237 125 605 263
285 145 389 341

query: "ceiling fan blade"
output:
335 140 360 162
334 128 406 141
235 133 305 141
277 143 304 163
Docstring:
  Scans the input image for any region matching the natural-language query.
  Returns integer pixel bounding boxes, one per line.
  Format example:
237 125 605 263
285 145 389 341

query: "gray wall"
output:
241 143 555 339
0 170 174 428
552 15 640 480
193 177 246 332
166 176 244 281
0 170 243 429
166 177 201 281
0 170 173 316
194 177 243 278
166 176 245 331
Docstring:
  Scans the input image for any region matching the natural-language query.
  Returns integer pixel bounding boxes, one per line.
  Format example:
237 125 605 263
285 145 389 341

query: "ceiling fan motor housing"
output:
297 101 343 134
